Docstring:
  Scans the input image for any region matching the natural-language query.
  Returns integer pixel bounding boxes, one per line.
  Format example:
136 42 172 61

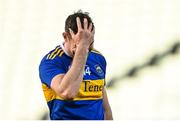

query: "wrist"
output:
76 43 89 53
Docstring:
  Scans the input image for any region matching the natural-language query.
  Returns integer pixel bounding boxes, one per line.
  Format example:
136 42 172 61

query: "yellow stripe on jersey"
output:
42 83 57 102
42 79 104 102
51 49 62 59
48 47 61 59
59 51 64 57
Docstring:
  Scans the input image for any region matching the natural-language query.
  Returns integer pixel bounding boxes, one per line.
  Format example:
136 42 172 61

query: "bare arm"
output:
103 87 113 120
50 17 94 100
51 46 88 100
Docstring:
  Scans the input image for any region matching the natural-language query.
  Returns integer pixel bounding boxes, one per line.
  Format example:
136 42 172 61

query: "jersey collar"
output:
60 42 71 57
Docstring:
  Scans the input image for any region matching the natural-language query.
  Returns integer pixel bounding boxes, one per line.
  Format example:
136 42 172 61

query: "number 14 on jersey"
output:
84 66 91 76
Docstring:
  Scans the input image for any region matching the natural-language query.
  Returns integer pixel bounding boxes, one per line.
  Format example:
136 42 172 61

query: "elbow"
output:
57 89 77 100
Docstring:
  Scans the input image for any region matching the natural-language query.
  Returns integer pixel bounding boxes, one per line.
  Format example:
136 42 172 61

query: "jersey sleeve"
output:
39 57 66 87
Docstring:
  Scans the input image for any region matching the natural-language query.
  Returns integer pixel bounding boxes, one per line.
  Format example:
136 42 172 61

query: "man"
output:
39 10 113 120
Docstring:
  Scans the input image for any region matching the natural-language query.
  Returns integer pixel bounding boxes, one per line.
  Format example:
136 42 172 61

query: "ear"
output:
62 32 67 39
63 32 72 42
62 32 68 42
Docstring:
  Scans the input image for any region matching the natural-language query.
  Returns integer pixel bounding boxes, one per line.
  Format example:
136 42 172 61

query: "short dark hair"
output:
65 10 94 34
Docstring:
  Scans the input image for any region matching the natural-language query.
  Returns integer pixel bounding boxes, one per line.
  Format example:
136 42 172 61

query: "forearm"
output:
54 17 94 99
59 45 88 98
104 107 113 120
103 88 113 120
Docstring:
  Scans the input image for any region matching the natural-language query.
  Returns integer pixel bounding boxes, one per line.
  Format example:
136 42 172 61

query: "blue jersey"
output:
39 44 106 120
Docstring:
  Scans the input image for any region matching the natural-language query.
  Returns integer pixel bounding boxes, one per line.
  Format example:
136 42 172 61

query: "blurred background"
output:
0 0 180 120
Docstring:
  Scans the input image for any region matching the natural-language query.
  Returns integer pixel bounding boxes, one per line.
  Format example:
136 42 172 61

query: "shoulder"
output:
41 46 65 62
45 46 65 60
90 49 106 59
90 49 107 66
90 49 103 56
39 46 68 87
39 45 67 68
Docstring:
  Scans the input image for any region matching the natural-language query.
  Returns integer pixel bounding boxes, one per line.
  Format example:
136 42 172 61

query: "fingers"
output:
84 18 88 30
76 17 94 33
91 28 95 35
88 23 93 31
76 17 82 31
90 28 95 45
